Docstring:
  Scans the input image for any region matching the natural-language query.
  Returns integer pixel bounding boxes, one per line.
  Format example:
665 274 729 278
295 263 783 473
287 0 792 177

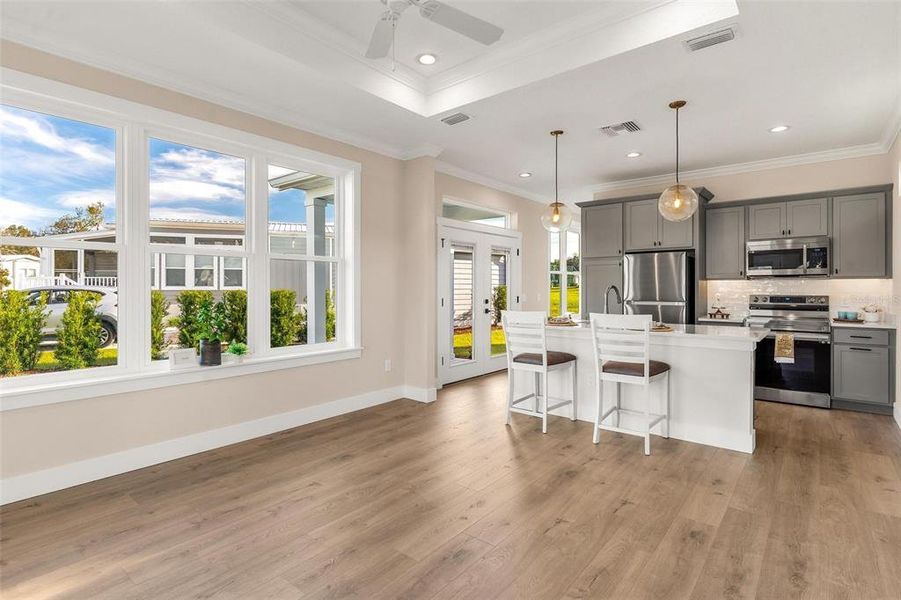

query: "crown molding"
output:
399 144 444 160
587 141 892 196
881 102 901 152
434 160 550 205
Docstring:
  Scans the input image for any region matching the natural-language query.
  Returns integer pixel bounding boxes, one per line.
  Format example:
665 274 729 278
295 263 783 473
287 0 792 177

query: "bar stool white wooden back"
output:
501 311 577 433
588 313 670 455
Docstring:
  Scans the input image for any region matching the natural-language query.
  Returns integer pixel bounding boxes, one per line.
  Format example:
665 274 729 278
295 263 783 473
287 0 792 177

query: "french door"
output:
437 219 522 385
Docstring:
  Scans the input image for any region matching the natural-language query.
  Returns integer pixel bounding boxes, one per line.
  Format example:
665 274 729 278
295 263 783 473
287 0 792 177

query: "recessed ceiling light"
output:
626 152 642 158
769 125 790 133
417 53 437 65
518 172 532 178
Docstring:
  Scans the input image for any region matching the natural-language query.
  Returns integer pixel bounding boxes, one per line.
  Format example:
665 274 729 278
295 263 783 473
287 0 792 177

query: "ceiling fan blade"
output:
365 13 395 59
418 0 503 45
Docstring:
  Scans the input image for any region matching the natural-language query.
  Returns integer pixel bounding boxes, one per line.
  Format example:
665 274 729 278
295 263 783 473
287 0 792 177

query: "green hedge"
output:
222 290 247 344
270 289 303 347
174 290 213 349
0 290 47 375
150 290 170 360
54 291 102 370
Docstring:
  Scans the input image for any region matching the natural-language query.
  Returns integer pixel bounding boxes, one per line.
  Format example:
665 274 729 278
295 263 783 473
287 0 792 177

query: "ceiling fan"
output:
365 0 504 60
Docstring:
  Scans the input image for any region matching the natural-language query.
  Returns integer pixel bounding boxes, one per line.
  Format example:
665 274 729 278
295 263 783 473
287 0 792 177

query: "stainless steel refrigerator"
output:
623 251 695 324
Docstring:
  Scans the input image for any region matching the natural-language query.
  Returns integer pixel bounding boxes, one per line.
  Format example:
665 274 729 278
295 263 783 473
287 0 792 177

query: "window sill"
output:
0 347 363 411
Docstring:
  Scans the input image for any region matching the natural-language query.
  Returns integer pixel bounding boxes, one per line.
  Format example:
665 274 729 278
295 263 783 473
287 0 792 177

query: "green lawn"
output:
34 347 118 373
550 286 580 316
453 327 506 359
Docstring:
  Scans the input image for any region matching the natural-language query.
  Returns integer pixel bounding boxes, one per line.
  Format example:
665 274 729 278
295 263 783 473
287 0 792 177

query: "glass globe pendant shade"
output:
658 184 699 222
541 201 573 232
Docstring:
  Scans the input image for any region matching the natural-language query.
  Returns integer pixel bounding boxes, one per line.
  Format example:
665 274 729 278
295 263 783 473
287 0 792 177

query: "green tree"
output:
174 290 214 349
1 224 39 257
43 202 105 235
222 290 247 344
270 289 301 348
150 290 170 360
325 289 336 342
0 267 10 290
54 291 102 370
0 290 47 375
491 284 507 326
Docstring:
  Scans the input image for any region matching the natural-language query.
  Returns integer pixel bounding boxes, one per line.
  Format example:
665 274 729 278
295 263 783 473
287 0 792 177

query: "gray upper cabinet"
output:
748 203 785 239
748 198 828 239
582 203 622 258
625 198 694 251
786 198 828 237
582 257 623 319
705 206 745 279
659 216 693 249
624 200 660 251
833 192 886 278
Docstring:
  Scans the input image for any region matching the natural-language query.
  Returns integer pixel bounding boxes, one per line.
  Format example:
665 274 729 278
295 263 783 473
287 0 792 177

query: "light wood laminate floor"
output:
2 372 901 599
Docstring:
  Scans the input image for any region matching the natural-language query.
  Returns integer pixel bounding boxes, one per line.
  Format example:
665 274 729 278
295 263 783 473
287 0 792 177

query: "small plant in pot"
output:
223 341 249 364
197 299 228 366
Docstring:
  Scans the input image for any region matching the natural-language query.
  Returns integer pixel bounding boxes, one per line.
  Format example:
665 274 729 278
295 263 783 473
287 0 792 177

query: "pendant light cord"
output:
675 106 680 185
554 133 559 202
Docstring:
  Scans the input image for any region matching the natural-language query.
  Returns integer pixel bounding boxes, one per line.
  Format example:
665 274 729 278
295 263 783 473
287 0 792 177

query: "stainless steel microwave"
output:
746 236 830 277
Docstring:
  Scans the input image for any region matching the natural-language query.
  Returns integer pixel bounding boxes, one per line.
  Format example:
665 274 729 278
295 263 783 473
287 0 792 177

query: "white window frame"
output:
547 225 581 317
441 196 513 229
0 70 362 410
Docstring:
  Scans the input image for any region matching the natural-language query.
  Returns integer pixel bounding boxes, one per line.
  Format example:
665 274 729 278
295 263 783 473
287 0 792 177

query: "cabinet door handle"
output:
849 347 872 352
781 229 785 235
849 335 872 339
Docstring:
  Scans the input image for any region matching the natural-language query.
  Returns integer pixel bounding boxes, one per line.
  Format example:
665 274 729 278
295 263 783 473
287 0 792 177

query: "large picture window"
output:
0 76 361 404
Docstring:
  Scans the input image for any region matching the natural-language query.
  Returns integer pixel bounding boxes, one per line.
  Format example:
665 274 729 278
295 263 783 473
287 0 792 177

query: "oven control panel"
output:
749 295 828 306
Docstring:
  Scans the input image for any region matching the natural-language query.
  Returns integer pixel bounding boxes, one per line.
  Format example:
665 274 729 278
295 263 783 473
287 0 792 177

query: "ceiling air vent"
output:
600 120 641 137
685 27 735 52
441 112 471 126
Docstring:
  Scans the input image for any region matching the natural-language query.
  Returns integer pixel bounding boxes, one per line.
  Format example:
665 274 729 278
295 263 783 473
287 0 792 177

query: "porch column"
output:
305 196 329 344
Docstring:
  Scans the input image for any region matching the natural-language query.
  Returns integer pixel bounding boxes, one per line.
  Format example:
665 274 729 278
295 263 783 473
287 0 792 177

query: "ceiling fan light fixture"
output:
541 130 573 233
417 53 437 65
659 100 698 223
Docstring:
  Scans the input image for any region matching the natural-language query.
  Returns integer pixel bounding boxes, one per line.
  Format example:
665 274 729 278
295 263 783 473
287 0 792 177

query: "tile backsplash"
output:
707 279 896 318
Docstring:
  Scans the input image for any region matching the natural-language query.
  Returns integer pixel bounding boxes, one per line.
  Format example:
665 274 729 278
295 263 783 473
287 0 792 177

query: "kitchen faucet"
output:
604 284 622 314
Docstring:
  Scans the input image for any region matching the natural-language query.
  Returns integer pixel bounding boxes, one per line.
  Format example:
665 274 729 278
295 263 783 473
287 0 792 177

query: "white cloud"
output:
149 146 245 206
149 179 244 204
0 196 63 230
0 106 114 167
56 189 116 209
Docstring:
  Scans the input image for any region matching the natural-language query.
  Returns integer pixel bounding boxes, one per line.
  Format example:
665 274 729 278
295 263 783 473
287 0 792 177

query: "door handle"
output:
849 347 872 352
484 308 490 314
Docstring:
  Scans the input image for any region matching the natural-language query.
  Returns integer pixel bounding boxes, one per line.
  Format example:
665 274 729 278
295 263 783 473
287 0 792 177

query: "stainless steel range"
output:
747 294 831 408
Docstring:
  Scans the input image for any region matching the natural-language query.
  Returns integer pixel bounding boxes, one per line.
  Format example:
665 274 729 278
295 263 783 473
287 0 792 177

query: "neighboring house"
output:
11 218 337 304
1 254 41 289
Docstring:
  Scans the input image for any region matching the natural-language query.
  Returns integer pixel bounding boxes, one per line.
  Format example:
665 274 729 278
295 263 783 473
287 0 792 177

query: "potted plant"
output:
197 299 227 366
222 341 249 365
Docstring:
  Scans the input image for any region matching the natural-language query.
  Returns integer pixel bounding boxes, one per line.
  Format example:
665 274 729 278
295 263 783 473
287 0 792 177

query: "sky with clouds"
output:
0 105 330 236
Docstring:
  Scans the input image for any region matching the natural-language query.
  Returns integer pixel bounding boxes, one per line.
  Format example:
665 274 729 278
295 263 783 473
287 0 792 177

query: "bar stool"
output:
501 311 577 433
588 313 670 455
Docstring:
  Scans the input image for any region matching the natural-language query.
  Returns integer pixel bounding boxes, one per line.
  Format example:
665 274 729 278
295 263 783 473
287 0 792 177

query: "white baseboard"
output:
0 385 406 505
402 386 437 403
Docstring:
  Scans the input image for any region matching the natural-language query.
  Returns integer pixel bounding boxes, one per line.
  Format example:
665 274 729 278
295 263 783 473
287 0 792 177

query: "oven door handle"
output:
763 332 831 343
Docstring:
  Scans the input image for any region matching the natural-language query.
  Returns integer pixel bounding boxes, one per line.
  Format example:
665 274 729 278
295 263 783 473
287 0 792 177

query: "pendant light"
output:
541 130 573 232
658 100 699 222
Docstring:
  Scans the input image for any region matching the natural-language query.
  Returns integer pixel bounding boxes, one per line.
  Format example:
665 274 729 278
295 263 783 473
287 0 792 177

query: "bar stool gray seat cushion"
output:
513 351 577 366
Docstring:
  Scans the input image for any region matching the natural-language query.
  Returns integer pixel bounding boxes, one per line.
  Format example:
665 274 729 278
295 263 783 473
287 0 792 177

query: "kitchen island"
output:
514 323 768 453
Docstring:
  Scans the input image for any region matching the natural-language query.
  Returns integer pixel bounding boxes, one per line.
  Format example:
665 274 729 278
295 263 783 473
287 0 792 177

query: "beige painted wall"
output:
435 172 550 310
0 42 414 478
593 153 891 204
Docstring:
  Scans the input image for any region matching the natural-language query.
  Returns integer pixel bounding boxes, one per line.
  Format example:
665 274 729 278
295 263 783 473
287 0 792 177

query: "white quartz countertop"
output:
544 322 769 349
831 319 897 330
697 316 746 324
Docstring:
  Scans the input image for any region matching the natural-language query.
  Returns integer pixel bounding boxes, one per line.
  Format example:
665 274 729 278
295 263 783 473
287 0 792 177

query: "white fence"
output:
21 275 118 289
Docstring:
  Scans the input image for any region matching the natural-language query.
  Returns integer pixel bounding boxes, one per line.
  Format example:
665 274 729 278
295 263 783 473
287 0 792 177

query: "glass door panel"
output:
490 250 509 356
451 245 474 361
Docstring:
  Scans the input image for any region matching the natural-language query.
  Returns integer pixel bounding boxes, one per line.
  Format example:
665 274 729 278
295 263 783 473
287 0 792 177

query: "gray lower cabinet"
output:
748 202 786 239
624 200 659 251
832 327 894 407
705 206 745 279
582 257 623 319
583 203 622 258
624 198 694 251
833 192 887 278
